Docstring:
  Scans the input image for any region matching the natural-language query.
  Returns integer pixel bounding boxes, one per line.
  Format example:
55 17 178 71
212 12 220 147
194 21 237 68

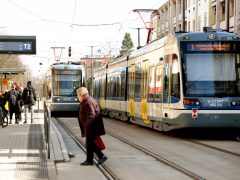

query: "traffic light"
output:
68 46 71 57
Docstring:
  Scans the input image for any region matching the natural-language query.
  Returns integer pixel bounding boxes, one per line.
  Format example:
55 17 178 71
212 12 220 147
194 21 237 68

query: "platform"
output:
0 102 106 180
0 113 49 180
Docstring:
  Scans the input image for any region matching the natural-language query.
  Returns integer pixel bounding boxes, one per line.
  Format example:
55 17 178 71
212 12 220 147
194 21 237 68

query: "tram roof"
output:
0 68 27 74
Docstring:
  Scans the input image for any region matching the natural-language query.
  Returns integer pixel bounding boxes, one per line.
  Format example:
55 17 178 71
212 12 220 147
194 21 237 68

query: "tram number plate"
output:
63 97 72 101
207 99 223 107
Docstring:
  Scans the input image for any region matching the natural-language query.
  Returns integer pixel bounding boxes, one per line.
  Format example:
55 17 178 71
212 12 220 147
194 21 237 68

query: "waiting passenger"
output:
0 92 8 121
22 81 36 123
13 82 23 121
7 84 19 124
16 93 24 123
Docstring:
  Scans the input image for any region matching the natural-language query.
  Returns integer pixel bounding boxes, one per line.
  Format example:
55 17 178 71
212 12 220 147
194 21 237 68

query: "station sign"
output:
0 36 36 54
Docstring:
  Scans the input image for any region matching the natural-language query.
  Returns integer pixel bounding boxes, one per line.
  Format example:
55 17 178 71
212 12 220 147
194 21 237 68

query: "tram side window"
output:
128 65 135 99
97 79 101 98
163 59 169 103
148 66 155 101
134 64 142 100
171 57 180 102
111 76 115 99
155 65 163 102
100 75 106 98
120 69 126 100
115 74 120 99
142 60 149 100
93 80 98 98
106 76 111 99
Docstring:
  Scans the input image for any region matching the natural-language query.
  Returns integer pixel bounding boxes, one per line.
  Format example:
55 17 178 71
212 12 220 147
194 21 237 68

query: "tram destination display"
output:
0 36 36 54
186 42 238 52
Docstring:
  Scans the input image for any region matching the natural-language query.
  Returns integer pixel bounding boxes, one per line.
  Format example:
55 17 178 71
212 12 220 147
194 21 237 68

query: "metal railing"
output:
44 101 51 159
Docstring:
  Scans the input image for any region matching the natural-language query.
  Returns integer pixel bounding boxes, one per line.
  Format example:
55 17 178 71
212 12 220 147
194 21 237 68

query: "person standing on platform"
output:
77 87 107 166
22 81 36 123
7 83 19 124
13 82 23 122
16 93 24 122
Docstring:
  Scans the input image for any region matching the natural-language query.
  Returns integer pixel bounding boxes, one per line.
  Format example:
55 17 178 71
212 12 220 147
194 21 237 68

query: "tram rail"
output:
185 139 240 158
106 129 205 180
56 118 118 180
56 117 206 180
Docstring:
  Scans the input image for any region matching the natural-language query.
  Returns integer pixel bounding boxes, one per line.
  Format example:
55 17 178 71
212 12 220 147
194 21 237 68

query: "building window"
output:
204 13 207 27
197 16 201 31
221 2 225 21
193 20 196 31
230 0 234 17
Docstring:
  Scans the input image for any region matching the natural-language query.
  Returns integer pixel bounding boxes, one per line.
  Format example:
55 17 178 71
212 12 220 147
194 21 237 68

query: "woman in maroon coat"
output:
77 87 107 166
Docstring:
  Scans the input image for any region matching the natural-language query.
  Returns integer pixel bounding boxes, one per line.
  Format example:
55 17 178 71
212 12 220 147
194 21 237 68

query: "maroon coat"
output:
78 95 105 138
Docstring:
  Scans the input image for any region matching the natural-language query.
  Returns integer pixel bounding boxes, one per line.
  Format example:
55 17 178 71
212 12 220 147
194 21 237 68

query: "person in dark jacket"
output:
77 87 107 166
7 83 19 124
22 81 36 123
15 93 24 122
13 82 23 122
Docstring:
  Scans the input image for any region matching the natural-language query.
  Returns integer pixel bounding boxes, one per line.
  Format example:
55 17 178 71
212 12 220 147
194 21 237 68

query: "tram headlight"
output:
183 98 202 106
231 101 240 106
52 97 60 102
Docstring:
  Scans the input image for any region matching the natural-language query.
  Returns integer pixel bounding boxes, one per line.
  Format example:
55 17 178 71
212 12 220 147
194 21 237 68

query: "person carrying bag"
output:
77 87 107 166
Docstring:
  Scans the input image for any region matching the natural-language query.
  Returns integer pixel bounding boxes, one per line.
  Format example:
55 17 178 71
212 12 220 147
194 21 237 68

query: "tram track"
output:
55 118 119 180
55 117 240 180
184 139 240 158
106 129 205 180
169 129 240 158
56 117 205 180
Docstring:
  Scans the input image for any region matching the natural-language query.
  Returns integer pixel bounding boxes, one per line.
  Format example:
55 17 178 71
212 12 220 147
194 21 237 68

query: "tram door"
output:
129 64 135 117
141 60 150 124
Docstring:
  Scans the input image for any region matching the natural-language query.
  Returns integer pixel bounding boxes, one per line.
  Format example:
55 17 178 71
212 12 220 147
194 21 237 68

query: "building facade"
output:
151 0 240 41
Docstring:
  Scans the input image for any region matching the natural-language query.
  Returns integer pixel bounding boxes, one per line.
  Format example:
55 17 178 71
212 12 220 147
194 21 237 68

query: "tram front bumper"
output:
163 110 240 130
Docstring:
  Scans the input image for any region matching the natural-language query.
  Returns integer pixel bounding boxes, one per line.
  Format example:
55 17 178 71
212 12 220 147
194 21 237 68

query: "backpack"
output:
24 88 35 105
9 90 18 105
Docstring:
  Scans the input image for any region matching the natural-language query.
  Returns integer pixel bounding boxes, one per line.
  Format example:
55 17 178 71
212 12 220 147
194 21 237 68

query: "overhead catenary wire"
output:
3 0 164 57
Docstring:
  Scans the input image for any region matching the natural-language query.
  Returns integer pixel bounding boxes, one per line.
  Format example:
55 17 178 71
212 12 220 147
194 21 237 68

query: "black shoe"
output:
80 161 93 166
97 156 107 165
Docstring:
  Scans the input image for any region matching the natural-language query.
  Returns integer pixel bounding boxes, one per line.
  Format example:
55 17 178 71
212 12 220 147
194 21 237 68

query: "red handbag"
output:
95 136 105 150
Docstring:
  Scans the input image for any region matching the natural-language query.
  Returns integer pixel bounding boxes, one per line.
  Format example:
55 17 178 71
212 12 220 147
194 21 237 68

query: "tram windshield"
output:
52 69 82 96
182 42 240 97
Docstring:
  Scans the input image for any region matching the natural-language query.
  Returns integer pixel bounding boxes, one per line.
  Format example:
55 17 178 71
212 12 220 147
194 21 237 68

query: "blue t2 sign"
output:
0 36 36 54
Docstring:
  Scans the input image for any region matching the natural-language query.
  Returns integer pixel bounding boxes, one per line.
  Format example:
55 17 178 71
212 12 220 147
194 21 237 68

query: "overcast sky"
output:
0 0 165 75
